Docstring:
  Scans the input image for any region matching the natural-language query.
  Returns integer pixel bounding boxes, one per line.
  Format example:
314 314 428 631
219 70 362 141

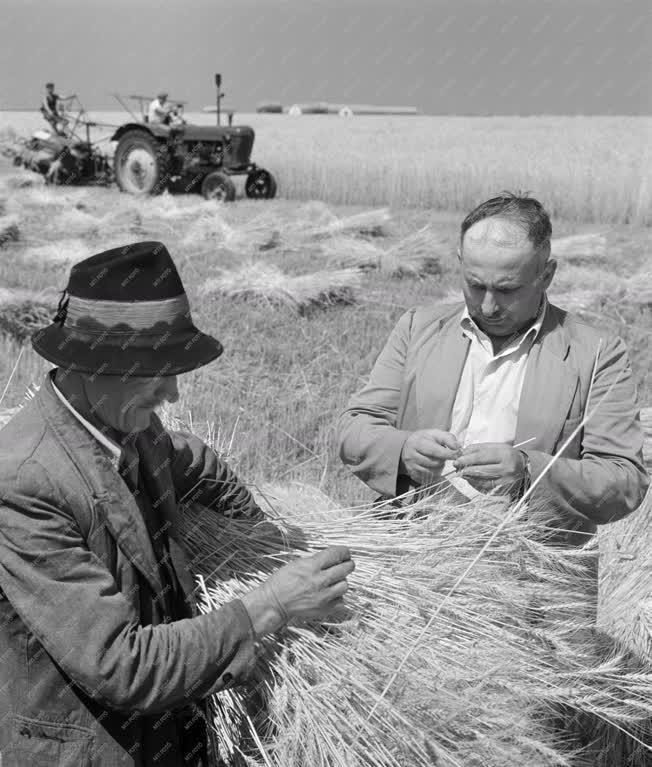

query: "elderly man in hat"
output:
337 193 649 543
0 241 354 767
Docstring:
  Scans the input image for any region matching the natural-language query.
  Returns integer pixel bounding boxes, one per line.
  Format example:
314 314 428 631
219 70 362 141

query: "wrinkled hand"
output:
452 443 527 493
400 429 461 484
263 545 355 622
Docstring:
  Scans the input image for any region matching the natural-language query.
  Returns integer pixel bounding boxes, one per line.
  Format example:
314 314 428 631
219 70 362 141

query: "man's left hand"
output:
452 443 527 493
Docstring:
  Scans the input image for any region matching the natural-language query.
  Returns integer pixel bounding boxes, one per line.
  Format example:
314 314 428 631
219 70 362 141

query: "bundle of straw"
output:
551 265 624 298
22 238 89 265
0 289 55 343
322 227 445 278
598 489 651 657
201 262 361 312
301 208 391 240
0 172 45 191
379 225 445 277
0 215 20 247
321 236 384 271
178 486 652 767
624 269 652 308
551 233 608 265
547 289 606 314
641 407 652 469
213 210 283 254
48 207 102 238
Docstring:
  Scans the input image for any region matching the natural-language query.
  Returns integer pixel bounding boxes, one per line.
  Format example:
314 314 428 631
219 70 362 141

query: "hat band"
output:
65 294 191 331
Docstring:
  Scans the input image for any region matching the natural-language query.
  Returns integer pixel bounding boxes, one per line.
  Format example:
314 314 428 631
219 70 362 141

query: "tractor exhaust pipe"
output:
215 73 222 127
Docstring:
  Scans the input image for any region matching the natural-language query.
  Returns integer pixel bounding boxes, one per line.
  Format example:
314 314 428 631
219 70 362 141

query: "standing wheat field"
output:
2 112 651 224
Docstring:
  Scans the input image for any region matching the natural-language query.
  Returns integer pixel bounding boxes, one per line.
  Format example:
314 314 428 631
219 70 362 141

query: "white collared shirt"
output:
442 297 547 499
450 297 548 447
51 375 122 465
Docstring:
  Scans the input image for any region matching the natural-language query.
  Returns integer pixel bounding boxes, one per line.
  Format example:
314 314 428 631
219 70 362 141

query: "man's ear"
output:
456 247 462 264
542 258 557 290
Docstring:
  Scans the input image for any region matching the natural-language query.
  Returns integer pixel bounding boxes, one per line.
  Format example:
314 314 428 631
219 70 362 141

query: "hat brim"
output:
32 324 223 377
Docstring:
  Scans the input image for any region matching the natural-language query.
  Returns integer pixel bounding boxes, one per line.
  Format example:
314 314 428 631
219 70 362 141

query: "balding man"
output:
337 193 648 544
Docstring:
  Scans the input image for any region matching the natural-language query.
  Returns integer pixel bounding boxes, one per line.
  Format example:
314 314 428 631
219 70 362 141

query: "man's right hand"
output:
399 429 461 484
241 546 355 636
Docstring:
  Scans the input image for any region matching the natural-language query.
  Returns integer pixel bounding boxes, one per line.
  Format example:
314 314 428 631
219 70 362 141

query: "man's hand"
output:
399 429 461 484
241 546 355 636
453 443 527 493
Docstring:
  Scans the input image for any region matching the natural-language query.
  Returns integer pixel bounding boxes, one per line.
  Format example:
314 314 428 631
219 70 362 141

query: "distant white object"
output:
33 130 51 141
338 106 353 117
332 104 420 116
287 105 303 116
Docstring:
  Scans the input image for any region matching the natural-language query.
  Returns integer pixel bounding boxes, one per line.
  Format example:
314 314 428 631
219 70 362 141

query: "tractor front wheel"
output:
201 171 236 202
245 169 277 199
113 130 169 196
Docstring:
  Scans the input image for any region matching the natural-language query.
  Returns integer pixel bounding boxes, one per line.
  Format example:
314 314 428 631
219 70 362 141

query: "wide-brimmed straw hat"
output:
32 241 223 377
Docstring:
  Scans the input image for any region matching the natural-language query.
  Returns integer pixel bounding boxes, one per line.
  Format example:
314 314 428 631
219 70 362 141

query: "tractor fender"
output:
110 123 169 143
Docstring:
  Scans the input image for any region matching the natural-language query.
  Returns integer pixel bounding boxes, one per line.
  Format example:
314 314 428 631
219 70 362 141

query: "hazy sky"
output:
1 0 650 114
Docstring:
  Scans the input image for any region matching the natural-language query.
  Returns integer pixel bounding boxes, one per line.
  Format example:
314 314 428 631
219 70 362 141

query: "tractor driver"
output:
41 82 68 136
148 91 178 125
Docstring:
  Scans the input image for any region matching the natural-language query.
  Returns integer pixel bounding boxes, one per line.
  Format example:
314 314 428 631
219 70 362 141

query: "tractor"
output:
111 75 277 202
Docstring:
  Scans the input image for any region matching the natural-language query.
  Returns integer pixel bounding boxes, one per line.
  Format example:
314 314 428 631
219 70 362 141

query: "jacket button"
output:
222 672 233 686
20 727 31 738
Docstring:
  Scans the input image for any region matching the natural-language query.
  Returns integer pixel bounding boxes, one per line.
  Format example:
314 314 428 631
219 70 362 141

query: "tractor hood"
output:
177 124 254 142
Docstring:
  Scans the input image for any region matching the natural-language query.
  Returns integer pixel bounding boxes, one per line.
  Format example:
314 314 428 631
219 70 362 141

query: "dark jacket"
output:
0 370 263 766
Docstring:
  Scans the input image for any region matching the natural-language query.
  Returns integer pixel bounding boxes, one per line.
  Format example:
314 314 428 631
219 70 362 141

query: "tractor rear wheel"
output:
113 130 169 196
245 169 277 199
201 171 236 202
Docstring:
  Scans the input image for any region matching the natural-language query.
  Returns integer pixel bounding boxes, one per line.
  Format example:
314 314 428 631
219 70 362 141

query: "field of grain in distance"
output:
2 111 651 225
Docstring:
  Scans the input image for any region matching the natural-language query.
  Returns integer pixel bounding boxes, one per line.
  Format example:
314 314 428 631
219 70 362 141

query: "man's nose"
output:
481 291 500 316
159 376 179 404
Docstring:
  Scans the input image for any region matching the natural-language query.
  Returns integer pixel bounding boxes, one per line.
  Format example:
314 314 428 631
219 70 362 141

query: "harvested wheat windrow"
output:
0 172 45 191
624 269 652 307
201 262 361 312
551 233 608 265
547 289 606 313
48 208 102 238
321 236 384 270
324 226 445 277
0 215 20 247
301 207 392 239
641 406 652 468
552 264 624 296
380 225 445 276
0 288 55 343
178 487 652 767
22 238 90 265
598 487 651 663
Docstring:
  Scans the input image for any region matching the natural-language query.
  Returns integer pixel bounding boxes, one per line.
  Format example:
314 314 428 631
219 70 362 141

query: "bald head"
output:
462 216 550 272
458 215 556 338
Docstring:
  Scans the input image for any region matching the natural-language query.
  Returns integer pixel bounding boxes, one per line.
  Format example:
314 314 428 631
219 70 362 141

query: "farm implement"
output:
8 76 277 202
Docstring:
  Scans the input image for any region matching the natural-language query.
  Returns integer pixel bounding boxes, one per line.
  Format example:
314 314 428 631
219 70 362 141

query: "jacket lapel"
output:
515 304 578 453
38 373 164 595
416 307 470 430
